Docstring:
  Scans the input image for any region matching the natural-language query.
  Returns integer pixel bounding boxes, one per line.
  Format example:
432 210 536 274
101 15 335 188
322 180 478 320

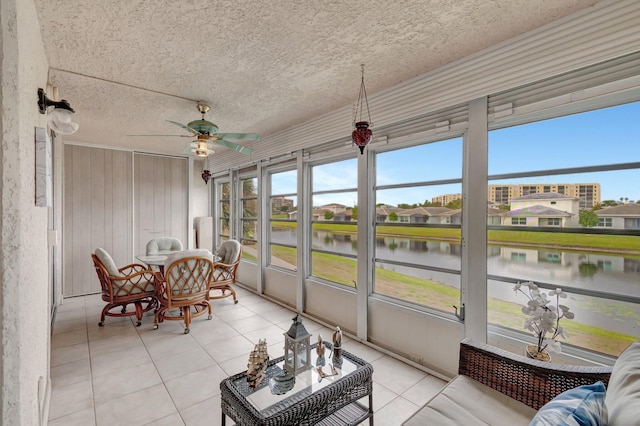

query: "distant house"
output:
375 206 403 222
487 207 505 225
437 208 461 224
396 207 451 224
595 203 640 229
319 203 347 213
312 208 332 221
503 193 580 227
332 210 352 221
502 205 574 227
271 196 294 213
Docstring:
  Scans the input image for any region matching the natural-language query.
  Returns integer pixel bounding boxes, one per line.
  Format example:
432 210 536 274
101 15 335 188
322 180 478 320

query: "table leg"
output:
221 412 225 426
369 393 374 425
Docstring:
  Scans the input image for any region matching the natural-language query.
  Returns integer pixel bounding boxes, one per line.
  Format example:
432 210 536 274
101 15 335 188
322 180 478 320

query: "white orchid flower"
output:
516 282 574 353
548 288 567 298
547 339 562 353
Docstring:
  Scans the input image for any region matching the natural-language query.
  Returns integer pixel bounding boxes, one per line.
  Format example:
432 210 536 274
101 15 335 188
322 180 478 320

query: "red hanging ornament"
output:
352 121 372 154
201 169 211 184
352 64 373 154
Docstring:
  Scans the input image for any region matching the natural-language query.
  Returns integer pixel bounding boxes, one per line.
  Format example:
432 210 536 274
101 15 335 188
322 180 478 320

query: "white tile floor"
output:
49 287 446 425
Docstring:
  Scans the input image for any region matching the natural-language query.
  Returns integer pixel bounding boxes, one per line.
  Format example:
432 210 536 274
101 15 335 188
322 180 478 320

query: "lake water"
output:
274 229 640 336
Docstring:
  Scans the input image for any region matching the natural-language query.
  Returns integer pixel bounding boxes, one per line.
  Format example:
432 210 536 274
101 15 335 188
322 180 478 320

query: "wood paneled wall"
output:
64 145 133 296
64 147 189 297
134 153 188 256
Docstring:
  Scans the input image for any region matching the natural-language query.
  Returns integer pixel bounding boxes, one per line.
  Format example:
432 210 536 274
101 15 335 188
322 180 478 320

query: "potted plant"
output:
513 281 574 361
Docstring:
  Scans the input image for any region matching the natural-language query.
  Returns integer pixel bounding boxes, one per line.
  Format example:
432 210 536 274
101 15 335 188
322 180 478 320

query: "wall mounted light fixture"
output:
38 88 79 135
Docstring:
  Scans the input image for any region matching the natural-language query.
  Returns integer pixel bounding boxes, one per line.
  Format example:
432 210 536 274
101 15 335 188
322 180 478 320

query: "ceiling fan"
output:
130 101 261 157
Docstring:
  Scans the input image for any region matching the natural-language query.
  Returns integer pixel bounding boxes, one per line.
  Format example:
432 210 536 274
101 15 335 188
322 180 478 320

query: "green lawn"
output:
267 223 639 355
271 242 637 356
271 222 640 255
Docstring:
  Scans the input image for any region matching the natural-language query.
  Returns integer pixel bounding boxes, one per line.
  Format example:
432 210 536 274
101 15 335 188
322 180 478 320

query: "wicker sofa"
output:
404 338 640 425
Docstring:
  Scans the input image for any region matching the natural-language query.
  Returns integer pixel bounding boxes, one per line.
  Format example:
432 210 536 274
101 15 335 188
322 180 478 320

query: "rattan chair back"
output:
153 249 214 334
91 249 157 327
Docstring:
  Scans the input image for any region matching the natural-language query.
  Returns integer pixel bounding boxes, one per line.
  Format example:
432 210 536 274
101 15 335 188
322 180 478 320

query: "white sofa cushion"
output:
403 375 537 426
605 340 640 426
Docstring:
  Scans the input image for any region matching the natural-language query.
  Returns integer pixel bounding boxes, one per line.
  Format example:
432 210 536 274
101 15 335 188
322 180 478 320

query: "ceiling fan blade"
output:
215 139 254 155
127 134 191 137
166 120 202 136
216 132 261 142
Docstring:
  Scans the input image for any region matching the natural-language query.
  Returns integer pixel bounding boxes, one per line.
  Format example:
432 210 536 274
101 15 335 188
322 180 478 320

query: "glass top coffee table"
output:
220 342 373 425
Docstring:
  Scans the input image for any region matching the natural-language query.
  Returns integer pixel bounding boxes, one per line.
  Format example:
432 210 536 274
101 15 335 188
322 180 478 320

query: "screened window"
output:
598 218 612 227
547 218 561 226
239 177 258 260
268 169 297 270
488 101 640 357
217 181 231 243
310 158 358 287
374 138 463 313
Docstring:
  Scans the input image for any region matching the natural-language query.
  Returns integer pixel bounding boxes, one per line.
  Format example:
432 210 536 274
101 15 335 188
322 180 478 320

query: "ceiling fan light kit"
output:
164 101 261 158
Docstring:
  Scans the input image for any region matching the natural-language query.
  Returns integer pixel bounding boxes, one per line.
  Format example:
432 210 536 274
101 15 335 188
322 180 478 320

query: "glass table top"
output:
229 343 363 417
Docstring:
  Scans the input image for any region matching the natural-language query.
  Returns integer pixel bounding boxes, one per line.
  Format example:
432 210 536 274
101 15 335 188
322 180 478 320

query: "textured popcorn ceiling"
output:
34 0 599 156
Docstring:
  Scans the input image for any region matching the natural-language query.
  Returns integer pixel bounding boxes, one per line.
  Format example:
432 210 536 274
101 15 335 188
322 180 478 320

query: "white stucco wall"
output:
192 159 210 219
0 0 51 424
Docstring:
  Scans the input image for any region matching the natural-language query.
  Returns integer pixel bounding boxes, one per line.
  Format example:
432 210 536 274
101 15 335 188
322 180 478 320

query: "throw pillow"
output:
529 381 607 426
605 340 640 425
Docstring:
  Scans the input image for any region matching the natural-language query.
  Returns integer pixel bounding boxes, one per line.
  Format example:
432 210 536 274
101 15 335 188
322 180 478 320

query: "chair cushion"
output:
113 280 155 296
218 240 241 264
146 237 183 255
403 375 537 426
163 249 213 296
605 340 640 426
164 249 213 271
529 381 607 426
95 248 122 277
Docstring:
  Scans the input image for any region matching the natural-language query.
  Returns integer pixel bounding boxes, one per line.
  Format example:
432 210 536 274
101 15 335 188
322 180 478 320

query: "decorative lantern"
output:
201 169 211 184
201 156 211 184
352 64 373 154
283 315 312 376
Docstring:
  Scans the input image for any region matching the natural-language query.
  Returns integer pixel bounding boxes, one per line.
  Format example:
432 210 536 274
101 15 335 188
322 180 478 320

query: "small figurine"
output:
316 334 326 366
317 334 325 357
332 326 342 348
246 339 269 388
331 326 343 367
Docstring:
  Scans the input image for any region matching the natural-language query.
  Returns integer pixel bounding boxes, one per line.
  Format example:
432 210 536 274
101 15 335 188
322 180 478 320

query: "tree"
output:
324 211 334 220
579 209 599 227
445 199 462 209
398 203 417 209
388 212 398 222
280 205 289 212
351 206 358 221
601 200 618 207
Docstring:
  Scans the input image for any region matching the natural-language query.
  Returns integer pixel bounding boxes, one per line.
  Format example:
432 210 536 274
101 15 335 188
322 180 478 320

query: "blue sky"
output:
274 101 640 207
